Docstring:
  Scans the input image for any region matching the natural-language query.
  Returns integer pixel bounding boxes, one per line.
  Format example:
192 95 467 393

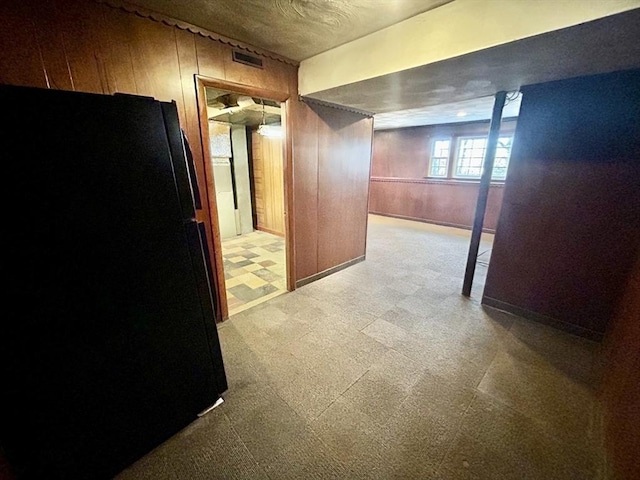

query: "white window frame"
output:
454 135 513 181
428 138 451 178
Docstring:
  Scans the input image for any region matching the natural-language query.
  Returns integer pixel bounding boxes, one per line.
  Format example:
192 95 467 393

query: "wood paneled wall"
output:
370 120 515 232
602 249 640 480
483 69 640 338
292 102 374 283
0 0 375 309
251 132 285 237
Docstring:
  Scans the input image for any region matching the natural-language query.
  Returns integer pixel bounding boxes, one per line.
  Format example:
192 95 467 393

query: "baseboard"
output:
369 211 496 234
482 296 604 341
255 226 285 238
296 255 365 288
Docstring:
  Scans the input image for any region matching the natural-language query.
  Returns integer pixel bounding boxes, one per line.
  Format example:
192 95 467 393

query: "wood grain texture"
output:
370 119 515 231
0 0 375 315
0 0 298 320
484 69 640 336
251 131 285 236
316 105 373 272
291 99 319 280
602 250 640 480
369 178 504 232
195 34 225 80
0 0 47 88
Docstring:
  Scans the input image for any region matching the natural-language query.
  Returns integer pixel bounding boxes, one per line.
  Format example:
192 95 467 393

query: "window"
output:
429 139 451 177
454 136 513 180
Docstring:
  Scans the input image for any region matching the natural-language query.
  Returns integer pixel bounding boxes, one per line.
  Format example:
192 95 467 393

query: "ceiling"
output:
205 87 281 127
127 1 640 130
308 9 640 121
126 0 452 62
374 94 522 130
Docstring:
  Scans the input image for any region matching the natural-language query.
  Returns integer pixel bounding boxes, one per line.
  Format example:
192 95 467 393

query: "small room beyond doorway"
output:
205 87 287 316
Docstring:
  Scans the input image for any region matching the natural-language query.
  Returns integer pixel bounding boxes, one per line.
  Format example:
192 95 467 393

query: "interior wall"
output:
483 69 640 339
292 102 374 283
209 121 237 239
231 125 253 235
602 249 640 480
370 120 515 231
0 0 374 306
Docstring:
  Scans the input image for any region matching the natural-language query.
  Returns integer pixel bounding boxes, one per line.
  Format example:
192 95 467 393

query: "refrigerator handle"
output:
181 130 202 210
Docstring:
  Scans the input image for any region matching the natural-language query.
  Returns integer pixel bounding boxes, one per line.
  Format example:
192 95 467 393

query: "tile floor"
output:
118 214 604 479
221 230 287 316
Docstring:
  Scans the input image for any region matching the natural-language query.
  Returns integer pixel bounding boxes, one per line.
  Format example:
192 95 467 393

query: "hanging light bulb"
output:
257 98 283 138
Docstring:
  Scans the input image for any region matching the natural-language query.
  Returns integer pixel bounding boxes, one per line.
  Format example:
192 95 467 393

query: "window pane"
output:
455 136 513 180
430 139 450 177
491 136 513 180
456 137 486 178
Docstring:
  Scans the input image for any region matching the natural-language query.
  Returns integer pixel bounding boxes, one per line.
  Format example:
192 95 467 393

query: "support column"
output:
462 91 507 297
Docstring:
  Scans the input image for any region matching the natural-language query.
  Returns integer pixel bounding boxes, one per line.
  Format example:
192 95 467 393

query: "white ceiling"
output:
374 94 522 130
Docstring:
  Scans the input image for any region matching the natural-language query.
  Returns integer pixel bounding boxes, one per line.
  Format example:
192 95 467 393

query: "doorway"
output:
199 80 292 318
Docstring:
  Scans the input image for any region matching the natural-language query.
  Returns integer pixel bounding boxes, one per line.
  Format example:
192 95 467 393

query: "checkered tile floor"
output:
221 230 286 316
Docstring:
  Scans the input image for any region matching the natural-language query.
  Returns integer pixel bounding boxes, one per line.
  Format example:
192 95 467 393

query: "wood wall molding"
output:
369 120 511 231
299 95 375 118
98 0 299 66
370 176 506 187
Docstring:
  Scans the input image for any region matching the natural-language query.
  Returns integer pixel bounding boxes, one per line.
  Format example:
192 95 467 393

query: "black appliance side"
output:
0 85 226 479
161 100 227 394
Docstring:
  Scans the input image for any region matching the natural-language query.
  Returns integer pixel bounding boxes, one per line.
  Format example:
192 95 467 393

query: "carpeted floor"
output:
117 214 603 479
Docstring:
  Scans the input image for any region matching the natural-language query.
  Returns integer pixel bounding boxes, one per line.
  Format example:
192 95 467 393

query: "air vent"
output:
232 51 263 69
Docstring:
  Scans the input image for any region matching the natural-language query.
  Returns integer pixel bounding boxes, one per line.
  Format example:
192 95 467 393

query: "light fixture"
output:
257 124 283 137
456 111 467 117
257 98 283 137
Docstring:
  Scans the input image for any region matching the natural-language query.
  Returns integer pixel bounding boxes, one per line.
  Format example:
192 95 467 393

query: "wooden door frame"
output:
195 75 295 321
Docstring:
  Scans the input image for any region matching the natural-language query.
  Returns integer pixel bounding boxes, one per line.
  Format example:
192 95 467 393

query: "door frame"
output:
195 75 295 320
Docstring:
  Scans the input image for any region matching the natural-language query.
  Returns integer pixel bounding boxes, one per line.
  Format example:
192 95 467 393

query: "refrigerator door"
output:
0 85 226 479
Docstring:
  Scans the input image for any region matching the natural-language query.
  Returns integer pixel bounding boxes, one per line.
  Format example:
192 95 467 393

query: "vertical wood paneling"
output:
195 35 225 79
125 15 184 108
102 7 137 95
0 1 375 307
56 0 108 93
292 100 319 280
33 0 74 91
252 132 285 236
0 1 47 88
602 250 640 480
224 54 289 94
175 29 206 203
484 69 640 336
316 105 373 271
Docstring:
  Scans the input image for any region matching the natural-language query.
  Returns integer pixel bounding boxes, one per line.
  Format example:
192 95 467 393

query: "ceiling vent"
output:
232 51 263 69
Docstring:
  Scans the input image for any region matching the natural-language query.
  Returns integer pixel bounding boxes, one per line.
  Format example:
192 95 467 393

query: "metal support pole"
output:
462 91 507 297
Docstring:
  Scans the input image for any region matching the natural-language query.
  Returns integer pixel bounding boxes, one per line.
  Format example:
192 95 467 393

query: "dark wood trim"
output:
196 78 229 321
196 75 295 319
369 212 497 234
300 95 375 117
296 255 365 288
482 296 604 342
282 97 296 292
370 176 506 187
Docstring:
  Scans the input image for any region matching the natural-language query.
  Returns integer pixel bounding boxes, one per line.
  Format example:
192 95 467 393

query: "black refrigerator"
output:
0 85 227 479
